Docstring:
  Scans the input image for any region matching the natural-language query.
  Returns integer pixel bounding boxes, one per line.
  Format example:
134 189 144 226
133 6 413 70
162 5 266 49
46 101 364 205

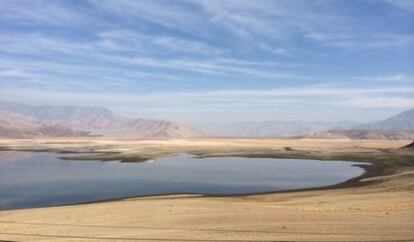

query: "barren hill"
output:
0 111 91 138
360 108 414 131
307 129 414 140
0 101 203 138
198 121 357 137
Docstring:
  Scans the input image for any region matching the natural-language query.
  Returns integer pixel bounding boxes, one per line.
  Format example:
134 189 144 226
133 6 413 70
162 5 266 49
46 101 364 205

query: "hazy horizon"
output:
0 0 413 124
1 98 411 124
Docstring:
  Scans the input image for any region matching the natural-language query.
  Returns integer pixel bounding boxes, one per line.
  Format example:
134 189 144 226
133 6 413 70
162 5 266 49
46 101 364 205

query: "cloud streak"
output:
2 85 412 108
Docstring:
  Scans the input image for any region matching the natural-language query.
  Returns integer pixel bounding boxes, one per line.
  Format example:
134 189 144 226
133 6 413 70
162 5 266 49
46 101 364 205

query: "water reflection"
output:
0 151 367 210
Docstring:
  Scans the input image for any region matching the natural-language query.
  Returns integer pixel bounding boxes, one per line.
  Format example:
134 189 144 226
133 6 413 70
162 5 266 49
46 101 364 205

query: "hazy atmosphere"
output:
0 0 413 124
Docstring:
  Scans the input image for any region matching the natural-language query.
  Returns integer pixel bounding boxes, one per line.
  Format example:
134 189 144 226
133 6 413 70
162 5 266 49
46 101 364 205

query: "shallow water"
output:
0 151 368 210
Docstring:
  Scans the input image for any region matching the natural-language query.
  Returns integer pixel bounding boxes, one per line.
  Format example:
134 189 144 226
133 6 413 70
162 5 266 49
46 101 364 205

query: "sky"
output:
0 0 413 124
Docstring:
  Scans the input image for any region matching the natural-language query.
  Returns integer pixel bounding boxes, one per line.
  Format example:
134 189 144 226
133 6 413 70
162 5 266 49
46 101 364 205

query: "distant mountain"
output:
3 100 411 139
197 108 414 138
359 108 414 131
307 108 414 140
0 101 124 130
0 111 40 137
0 101 204 138
0 111 91 138
197 121 358 138
306 129 414 140
37 124 92 137
91 118 204 138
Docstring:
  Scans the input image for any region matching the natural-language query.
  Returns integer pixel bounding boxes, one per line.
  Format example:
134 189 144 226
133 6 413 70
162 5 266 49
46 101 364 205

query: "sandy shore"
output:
0 138 413 241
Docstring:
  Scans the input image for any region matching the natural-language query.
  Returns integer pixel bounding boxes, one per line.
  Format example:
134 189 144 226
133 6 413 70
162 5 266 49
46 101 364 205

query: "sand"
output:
0 137 413 242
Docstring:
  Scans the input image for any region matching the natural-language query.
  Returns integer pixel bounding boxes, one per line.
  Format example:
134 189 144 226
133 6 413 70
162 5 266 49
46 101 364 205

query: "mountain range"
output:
358 108 414 131
195 108 414 139
0 100 413 140
196 121 359 138
0 111 91 138
306 129 414 140
0 101 203 138
307 108 414 140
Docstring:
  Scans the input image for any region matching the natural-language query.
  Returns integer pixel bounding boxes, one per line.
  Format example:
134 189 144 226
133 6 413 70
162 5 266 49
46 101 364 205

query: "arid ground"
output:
0 138 413 242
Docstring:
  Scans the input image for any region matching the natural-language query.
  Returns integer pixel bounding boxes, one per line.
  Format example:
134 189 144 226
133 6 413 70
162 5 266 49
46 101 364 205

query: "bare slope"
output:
198 121 357 137
0 111 40 137
0 100 126 129
307 129 414 140
198 108 414 138
0 101 203 138
0 111 91 138
360 108 414 131
95 118 204 138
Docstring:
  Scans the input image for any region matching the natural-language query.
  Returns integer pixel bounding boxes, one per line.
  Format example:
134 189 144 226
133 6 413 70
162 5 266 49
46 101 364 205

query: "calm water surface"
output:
0 151 368 210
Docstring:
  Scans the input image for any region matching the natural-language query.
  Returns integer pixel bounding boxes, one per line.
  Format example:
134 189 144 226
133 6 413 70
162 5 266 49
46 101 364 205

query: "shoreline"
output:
67 160 394 208
0 149 395 211
68 156 395 203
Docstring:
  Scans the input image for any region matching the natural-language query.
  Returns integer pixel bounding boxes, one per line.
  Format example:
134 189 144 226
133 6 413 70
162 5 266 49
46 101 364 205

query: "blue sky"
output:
0 0 413 124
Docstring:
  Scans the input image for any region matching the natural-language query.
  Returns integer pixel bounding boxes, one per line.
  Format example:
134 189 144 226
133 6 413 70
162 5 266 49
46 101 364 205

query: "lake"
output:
0 151 368 210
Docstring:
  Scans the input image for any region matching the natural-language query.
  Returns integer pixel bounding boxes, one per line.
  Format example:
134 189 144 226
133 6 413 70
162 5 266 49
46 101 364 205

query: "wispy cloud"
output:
0 32 306 81
0 68 39 78
306 32 414 50
0 0 91 26
98 29 224 55
91 0 205 34
2 85 412 108
338 97 414 108
352 74 413 82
